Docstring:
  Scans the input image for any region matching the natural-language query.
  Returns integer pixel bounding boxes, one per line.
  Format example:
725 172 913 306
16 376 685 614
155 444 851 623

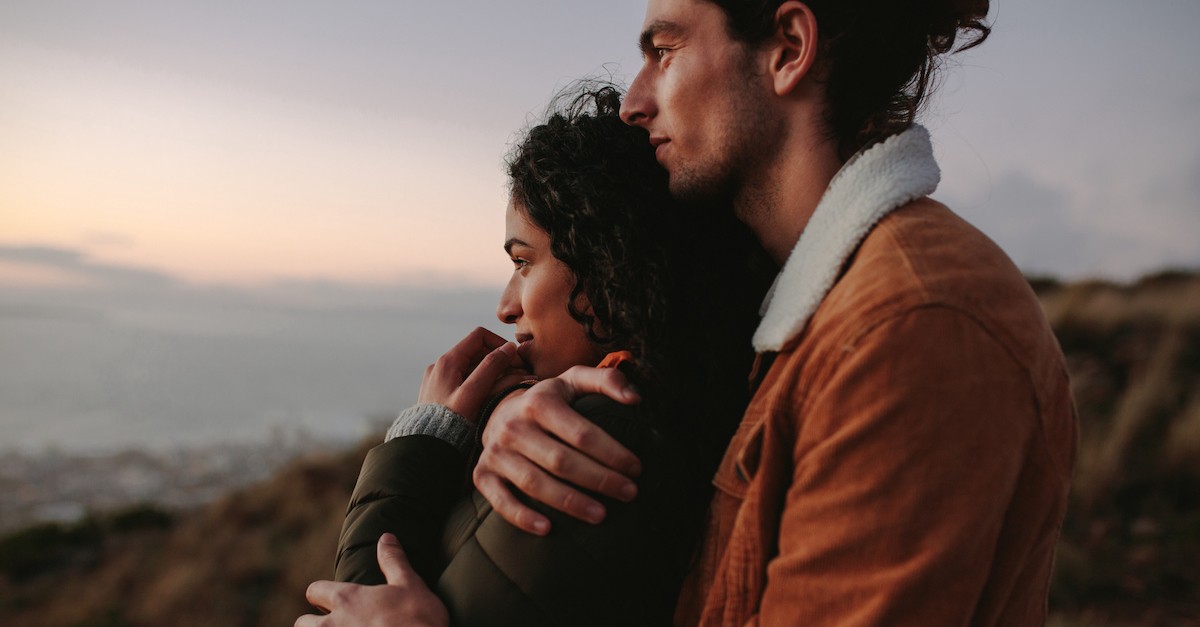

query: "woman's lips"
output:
515 335 534 363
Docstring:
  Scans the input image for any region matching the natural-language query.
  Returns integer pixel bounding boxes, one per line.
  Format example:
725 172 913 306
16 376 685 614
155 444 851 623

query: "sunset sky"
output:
3 0 1198 289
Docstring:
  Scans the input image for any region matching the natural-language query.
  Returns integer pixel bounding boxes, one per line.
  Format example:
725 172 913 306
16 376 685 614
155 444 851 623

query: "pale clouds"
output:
946 162 1200 280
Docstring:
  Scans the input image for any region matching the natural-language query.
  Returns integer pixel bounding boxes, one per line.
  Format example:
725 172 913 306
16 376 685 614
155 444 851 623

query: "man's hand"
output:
418 327 530 422
297 534 448 627
473 365 644 535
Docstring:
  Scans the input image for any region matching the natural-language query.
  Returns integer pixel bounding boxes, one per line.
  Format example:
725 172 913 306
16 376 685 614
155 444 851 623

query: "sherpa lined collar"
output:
752 125 941 352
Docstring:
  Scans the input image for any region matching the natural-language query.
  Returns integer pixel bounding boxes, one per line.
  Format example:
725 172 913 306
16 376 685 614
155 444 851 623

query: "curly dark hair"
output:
708 0 990 158
506 82 773 578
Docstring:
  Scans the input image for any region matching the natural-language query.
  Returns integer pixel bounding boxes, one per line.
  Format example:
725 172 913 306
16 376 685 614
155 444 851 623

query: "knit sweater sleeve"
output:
384 403 476 455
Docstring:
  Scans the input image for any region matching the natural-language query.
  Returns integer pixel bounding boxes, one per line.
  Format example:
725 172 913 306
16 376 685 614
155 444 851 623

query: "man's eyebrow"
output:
503 238 529 255
639 20 685 54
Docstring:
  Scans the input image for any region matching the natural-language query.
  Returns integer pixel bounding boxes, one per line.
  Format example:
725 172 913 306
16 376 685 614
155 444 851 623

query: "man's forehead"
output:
640 0 729 36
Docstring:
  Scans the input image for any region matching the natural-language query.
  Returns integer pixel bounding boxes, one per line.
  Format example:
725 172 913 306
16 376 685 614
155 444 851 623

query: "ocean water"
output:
0 282 501 453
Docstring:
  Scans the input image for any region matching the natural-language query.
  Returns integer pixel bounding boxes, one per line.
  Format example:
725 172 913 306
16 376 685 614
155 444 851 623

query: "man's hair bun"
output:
927 0 990 54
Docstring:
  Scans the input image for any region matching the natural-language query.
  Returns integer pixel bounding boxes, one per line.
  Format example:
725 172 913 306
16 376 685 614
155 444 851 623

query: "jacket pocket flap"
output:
712 418 765 498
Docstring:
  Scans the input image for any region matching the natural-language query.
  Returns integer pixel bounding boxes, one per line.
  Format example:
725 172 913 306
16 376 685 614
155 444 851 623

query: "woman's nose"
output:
496 279 521 324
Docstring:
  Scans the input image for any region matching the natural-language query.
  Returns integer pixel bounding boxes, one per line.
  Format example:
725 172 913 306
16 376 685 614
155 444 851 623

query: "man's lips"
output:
649 136 669 161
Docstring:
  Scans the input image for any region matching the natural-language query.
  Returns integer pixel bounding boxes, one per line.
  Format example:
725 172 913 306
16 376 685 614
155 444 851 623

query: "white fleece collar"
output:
752 125 940 351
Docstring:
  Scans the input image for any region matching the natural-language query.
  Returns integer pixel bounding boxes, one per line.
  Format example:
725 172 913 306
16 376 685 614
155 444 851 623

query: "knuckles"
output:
333 586 355 606
492 424 521 448
566 422 593 448
544 447 569 473
472 462 489 485
434 353 462 373
559 488 581 514
514 465 542 492
522 390 557 419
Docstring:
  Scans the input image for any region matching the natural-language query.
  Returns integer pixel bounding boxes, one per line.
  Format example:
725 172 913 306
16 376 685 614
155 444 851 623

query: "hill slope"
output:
2 271 1198 626
1 443 366 627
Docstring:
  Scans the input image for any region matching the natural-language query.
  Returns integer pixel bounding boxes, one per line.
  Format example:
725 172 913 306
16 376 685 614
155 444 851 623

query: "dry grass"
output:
1041 271 1200 626
1 441 372 627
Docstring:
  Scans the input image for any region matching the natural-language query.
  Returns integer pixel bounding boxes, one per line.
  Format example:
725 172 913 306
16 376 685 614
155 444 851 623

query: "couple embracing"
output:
300 0 1077 625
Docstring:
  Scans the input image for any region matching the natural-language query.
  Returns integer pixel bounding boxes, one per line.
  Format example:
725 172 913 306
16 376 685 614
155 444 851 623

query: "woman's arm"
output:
335 328 524 584
335 394 682 626
335 432 467 584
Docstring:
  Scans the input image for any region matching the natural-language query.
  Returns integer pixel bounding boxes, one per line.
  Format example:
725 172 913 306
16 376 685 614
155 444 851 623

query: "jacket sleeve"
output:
750 307 1047 626
334 434 468 585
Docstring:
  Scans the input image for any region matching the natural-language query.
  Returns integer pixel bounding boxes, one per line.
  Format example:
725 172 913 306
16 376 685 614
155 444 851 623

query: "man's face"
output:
621 0 778 206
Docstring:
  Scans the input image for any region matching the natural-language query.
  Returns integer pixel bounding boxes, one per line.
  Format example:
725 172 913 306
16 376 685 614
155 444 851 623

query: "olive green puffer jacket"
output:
334 394 683 627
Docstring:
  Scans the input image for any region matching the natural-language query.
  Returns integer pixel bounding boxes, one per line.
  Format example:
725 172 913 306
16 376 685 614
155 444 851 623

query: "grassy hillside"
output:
0 443 367 627
2 271 1198 626
1036 271 1200 626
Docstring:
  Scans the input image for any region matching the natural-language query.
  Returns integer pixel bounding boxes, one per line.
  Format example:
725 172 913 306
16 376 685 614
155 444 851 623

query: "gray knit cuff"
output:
385 403 476 455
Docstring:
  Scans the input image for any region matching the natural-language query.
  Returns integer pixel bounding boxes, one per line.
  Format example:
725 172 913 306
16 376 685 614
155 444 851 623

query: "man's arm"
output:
473 366 644 534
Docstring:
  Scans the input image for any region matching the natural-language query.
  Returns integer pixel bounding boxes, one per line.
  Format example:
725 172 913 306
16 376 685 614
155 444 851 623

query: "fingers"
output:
377 533 417 587
433 327 510 376
493 409 637 501
453 342 518 408
474 469 551 535
489 371 535 397
452 327 510 369
525 378 643 479
471 364 645 528
557 365 641 405
420 328 518 409
304 580 342 615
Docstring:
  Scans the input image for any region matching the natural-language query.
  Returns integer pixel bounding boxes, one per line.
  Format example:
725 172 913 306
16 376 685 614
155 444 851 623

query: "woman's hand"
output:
418 327 529 422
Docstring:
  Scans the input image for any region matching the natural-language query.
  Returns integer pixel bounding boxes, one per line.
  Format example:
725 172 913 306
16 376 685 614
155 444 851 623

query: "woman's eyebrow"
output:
504 238 530 255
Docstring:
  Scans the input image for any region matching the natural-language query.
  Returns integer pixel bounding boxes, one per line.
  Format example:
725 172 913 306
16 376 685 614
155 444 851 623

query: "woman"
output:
332 85 772 625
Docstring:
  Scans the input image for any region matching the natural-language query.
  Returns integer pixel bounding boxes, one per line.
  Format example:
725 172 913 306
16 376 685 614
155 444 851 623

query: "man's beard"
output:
667 159 740 214
667 100 779 224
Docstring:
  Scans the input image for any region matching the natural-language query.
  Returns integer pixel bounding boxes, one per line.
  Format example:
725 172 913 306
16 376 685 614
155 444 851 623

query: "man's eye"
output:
654 47 668 60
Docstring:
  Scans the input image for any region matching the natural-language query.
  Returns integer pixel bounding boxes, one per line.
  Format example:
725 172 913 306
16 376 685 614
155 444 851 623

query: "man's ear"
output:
768 1 819 97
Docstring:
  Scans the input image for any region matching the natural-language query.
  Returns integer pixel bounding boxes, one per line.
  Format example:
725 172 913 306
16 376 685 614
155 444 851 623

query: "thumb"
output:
377 533 415 586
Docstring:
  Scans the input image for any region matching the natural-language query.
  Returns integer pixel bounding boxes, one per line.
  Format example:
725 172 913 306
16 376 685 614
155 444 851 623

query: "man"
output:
300 0 1076 624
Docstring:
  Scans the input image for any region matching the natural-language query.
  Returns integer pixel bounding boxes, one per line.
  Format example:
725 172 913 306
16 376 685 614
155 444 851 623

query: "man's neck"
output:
735 128 842 266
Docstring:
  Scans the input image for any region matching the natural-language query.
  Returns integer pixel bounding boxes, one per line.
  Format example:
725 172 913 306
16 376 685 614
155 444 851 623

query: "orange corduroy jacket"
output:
676 128 1077 626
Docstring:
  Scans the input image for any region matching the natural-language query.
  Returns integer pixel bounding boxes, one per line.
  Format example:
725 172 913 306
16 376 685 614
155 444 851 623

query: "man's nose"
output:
621 69 655 126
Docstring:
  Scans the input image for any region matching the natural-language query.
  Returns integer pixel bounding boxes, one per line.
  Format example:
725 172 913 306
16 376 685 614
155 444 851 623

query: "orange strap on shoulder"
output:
596 350 635 369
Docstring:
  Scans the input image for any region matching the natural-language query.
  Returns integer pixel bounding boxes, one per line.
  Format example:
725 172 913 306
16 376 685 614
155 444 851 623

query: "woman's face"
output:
496 198 604 379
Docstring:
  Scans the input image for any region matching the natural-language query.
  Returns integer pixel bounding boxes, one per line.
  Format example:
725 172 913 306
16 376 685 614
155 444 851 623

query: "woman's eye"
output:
511 257 528 270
